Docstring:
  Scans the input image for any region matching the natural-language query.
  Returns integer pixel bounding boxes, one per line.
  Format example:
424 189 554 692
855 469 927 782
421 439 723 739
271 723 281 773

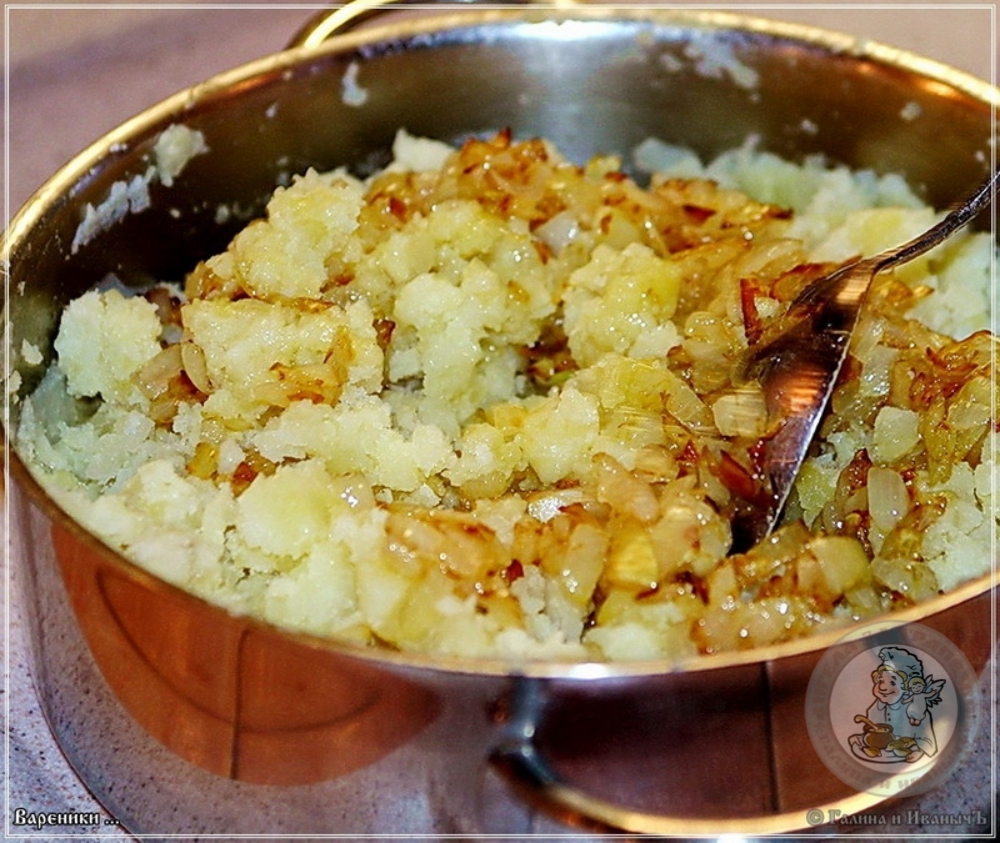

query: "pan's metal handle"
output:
489 678 813 836
288 0 569 49
489 678 720 835
488 678 636 834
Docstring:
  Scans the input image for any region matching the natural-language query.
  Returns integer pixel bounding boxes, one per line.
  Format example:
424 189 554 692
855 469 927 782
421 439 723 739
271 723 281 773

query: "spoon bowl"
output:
735 168 999 550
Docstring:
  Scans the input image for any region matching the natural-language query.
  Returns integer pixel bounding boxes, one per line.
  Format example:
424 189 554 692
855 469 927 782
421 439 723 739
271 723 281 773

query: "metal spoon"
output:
732 168 998 552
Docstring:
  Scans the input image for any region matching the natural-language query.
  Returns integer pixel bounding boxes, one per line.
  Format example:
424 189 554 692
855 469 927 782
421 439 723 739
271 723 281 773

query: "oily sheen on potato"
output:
17 130 996 662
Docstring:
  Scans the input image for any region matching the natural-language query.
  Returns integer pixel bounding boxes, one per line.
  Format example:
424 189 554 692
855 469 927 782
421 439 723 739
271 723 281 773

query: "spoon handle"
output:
732 168 998 553
875 169 999 272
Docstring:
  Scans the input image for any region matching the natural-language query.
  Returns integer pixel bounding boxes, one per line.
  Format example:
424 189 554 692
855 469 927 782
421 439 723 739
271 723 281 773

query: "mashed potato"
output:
17 130 997 662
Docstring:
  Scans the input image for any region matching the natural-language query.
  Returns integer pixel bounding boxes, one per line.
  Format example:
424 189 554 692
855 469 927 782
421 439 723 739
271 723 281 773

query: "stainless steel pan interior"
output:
3 2 996 835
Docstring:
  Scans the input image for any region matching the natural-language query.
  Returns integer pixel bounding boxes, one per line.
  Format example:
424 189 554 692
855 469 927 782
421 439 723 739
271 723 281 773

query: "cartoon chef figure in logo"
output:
848 646 944 763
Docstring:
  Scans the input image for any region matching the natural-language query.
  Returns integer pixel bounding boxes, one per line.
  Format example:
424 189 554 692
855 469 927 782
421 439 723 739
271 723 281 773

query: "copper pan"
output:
3 0 996 835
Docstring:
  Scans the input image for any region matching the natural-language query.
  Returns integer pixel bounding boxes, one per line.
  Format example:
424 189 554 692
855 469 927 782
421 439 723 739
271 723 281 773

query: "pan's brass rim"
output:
4 4 998 260
3 3 996 683
288 2 1000 107
5 5 996 835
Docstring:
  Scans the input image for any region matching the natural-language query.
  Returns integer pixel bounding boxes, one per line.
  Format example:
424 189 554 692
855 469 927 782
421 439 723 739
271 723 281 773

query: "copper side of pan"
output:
3 4 996 833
